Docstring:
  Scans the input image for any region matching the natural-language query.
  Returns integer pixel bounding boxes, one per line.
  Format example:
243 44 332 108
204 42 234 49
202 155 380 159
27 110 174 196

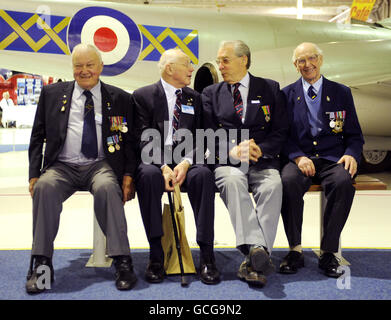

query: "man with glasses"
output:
279 42 364 277
132 48 220 285
202 40 288 287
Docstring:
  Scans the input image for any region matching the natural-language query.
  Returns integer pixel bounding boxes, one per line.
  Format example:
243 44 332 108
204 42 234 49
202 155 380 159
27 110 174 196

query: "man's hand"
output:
29 177 39 198
229 139 262 163
161 165 176 191
173 160 190 187
122 175 135 204
337 155 357 178
295 156 316 177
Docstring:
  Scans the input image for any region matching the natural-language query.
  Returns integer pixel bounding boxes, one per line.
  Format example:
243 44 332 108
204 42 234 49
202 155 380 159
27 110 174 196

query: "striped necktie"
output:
172 89 182 142
232 83 243 120
308 85 317 100
81 90 98 159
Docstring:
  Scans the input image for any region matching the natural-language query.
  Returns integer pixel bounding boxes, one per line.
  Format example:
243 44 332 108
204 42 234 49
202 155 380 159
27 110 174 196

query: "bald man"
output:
26 44 138 293
132 48 220 285
279 42 364 277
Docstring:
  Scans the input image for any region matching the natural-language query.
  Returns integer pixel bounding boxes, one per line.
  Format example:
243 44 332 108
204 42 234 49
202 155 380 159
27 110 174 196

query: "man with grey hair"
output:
202 40 288 287
132 48 220 285
26 43 138 293
279 42 364 277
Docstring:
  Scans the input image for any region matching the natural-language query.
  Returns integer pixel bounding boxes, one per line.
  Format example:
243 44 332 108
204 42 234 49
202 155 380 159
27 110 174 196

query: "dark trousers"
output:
280 159 355 253
135 163 216 261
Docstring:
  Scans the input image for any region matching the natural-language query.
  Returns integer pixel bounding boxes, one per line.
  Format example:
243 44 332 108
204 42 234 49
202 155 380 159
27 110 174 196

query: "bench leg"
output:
85 214 113 267
313 192 350 266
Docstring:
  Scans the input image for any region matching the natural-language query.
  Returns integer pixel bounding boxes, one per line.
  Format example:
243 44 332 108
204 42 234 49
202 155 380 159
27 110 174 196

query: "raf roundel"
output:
68 7 142 76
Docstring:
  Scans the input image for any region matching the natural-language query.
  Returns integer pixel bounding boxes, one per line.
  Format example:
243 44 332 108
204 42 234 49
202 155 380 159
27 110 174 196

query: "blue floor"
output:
1 248 390 301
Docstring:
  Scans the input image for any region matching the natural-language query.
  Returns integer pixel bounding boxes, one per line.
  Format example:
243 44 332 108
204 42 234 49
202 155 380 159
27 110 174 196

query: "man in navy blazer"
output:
132 48 220 285
26 44 138 293
202 40 288 287
279 42 364 277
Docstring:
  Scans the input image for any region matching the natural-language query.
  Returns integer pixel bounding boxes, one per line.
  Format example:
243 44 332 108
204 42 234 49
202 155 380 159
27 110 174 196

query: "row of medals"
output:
108 123 128 153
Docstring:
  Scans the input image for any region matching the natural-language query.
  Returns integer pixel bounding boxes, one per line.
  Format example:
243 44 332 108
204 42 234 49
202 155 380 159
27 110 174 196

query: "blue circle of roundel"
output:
68 6 141 76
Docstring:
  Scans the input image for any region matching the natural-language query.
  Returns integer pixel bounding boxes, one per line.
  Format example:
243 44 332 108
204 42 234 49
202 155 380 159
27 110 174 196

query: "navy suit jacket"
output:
282 77 364 163
202 73 288 170
29 80 137 183
132 80 202 168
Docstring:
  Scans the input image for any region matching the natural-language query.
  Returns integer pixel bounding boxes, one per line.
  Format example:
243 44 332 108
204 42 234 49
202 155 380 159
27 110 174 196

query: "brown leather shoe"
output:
249 246 275 275
237 261 267 287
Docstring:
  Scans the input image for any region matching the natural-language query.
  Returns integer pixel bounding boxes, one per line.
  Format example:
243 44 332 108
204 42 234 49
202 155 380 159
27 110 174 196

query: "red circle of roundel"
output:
93 27 118 52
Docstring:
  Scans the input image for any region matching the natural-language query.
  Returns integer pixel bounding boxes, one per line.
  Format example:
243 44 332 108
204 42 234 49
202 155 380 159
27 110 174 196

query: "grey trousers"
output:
215 166 282 253
31 160 131 258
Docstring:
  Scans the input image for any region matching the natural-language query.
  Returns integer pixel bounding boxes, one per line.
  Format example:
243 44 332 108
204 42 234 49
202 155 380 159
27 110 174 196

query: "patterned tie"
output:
308 85 317 100
232 83 243 120
172 89 182 142
81 90 98 159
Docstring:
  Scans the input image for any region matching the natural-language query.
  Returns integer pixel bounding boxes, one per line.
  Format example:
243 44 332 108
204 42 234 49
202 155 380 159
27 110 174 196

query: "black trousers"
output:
135 163 216 259
280 159 355 253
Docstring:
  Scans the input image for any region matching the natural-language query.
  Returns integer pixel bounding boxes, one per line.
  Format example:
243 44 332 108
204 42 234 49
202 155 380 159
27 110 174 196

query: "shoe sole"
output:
250 249 275 275
237 272 267 287
279 260 304 274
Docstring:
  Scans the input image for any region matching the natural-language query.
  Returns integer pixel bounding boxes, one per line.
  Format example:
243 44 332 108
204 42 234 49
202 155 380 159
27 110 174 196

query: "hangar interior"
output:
0 0 390 253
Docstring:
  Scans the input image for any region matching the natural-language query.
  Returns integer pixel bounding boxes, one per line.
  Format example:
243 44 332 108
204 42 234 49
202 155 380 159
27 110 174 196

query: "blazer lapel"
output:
100 82 113 139
293 79 312 134
59 81 75 139
155 80 169 138
222 82 242 126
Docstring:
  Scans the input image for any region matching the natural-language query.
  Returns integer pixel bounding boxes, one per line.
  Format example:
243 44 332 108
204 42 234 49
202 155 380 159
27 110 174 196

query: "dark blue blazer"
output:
282 77 364 163
132 80 202 168
202 73 288 170
29 80 137 183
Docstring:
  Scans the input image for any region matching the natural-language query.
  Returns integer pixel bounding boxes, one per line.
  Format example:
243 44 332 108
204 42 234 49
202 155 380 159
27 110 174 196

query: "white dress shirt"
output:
58 81 105 165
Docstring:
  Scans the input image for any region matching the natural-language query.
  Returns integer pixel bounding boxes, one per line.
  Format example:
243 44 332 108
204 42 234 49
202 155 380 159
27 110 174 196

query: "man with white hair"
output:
202 40 288 287
279 42 364 277
26 43 138 293
132 48 220 285
0 91 15 127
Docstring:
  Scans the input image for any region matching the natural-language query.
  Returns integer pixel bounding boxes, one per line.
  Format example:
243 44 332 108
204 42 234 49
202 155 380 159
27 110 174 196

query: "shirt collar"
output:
236 72 250 88
74 81 101 99
302 75 323 93
161 78 181 97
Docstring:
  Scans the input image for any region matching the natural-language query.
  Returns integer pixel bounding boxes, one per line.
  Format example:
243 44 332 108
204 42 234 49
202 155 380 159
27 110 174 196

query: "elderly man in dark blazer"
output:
202 40 288 287
132 48 220 285
279 42 364 278
26 44 138 293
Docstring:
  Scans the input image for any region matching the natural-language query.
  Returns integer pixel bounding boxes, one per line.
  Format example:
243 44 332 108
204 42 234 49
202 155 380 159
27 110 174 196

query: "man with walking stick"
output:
132 48 220 285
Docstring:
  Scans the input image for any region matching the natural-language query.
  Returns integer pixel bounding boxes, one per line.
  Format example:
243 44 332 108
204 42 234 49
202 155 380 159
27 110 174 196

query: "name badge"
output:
95 113 102 124
251 100 260 104
181 104 194 115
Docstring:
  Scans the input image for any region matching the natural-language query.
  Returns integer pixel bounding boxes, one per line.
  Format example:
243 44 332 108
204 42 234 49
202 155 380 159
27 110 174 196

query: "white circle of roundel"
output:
80 15 130 65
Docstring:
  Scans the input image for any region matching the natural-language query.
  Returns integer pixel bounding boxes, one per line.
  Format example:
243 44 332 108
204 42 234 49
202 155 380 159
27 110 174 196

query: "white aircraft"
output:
1 0 391 171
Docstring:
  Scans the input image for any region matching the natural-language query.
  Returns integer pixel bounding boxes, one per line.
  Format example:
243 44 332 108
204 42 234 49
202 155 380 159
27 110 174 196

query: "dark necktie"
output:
81 90 98 159
232 83 243 120
172 89 181 141
308 85 317 100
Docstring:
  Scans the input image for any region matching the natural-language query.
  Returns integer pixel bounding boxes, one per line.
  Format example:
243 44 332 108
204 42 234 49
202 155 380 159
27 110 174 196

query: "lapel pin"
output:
326 96 330 102
297 96 301 101
61 106 65 112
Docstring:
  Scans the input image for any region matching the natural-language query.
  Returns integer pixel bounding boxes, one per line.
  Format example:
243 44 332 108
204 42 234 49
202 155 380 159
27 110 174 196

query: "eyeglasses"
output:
215 56 238 65
172 61 195 68
296 54 319 66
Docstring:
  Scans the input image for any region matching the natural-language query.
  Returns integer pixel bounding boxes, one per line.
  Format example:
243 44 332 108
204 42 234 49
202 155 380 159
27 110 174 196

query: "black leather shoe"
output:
279 251 304 274
26 255 54 294
113 255 137 290
237 261 267 287
319 252 344 278
199 262 221 285
145 261 165 283
249 246 275 275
